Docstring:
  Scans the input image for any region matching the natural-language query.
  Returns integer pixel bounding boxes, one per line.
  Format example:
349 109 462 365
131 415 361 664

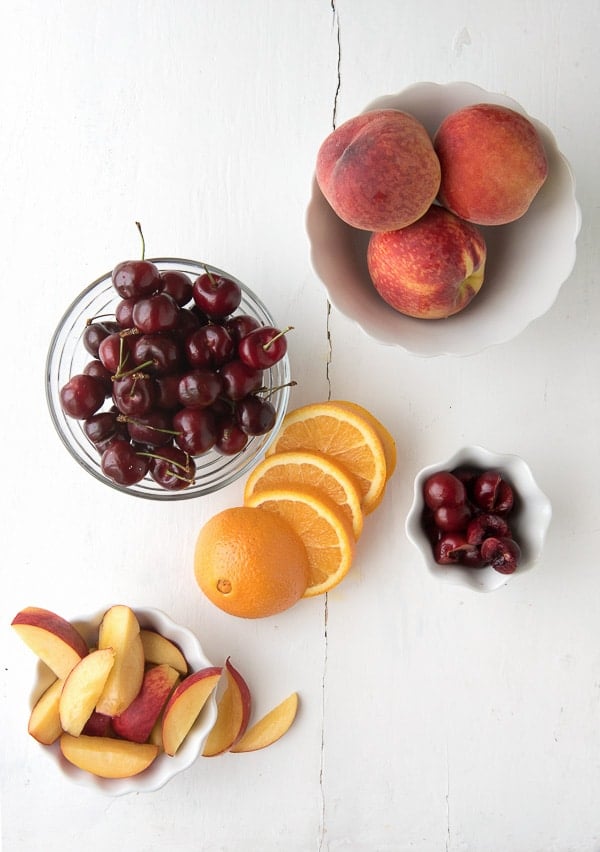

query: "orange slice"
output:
331 400 397 481
244 450 364 539
265 402 387 514
245 486 355 597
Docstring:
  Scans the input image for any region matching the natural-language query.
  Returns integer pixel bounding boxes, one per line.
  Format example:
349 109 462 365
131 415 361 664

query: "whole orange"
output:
194 507 309 619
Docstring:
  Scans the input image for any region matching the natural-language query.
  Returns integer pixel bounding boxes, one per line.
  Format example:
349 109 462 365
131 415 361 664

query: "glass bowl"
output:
405 446 552 592
46 258 291 500
29 606 218 796
306 81 581 357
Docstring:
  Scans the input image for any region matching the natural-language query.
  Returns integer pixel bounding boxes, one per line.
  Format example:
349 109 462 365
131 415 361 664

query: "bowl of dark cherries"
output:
46 250 293 499
405 446 552 591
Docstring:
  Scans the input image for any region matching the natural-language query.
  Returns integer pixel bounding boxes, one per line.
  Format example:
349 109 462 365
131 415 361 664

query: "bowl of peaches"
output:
46 247 293 499
306 81 581 357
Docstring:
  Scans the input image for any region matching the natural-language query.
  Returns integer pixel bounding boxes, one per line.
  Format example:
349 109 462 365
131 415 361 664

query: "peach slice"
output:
60 733 158 779
202 658 251 757
230 692 299 753
140 629 188 675
112 664 180 744
95 605 145 716
59 648 116 737
28 678 64 745
11 607 88 680
161 666 222 757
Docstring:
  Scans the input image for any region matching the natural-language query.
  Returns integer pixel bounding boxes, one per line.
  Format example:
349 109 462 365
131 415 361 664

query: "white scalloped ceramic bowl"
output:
405 446 552 592
29 606 218 796
306 81 581 357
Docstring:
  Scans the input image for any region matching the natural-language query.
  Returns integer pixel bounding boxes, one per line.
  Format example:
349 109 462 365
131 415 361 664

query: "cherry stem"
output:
263 326 294 351
259 380 298 399
203 266 217 288
85 313 116 326
112 362 154 381
115 415 181 437
137 451 195 483
135 221 146 260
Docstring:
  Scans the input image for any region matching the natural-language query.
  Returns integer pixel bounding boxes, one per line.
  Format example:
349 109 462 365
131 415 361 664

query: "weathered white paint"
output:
1 1 599 849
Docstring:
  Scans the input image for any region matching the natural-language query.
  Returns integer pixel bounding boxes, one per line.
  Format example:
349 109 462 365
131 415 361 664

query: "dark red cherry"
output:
220 360 263 400
185 324 234 368
423 471 466 511
238 326 291 369
59 374 106 419
98 332 134 375
112 374 156 416
225 314 261 345
100 438 149 485
83 410 128 451
192 269 242 319
215 416 249 455
481 536 520 574
115 297 138 329
111 259 162 300
82 321 120 357
147 445 196 490
172 407 217 455
132 292 180 334
159 270 193 306
236 395 277 435
83 359 112 395
124 410 175 448
177 369 222 409
132 333 182 375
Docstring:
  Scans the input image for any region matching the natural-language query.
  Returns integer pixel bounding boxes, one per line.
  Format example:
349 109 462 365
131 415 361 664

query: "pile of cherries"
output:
59 251 292 491
421 467 521 574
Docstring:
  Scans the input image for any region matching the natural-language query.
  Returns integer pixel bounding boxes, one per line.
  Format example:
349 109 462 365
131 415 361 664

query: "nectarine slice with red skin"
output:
28 678 64 745
112 663 180 744
230 692 299 753
60 733 159 779
140 629 188 674
59 647 116 737
95 605 145 716
202 658 252 757
161 666 222 756
11 607 89 680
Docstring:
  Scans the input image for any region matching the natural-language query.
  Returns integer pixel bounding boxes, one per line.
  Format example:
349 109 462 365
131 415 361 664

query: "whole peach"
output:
434 103 548 225
316 109 441 232
366 205 487 320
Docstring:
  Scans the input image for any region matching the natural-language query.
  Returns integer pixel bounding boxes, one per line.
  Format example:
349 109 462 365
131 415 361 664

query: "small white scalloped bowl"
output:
306 81 581 357
405 446 552 592
29 606 218 796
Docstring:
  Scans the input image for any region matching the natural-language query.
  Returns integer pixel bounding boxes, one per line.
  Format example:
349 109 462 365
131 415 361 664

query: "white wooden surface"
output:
2 2 599 850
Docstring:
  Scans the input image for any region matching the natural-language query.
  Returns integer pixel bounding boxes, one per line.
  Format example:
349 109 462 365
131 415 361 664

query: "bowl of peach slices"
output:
11 604 299 795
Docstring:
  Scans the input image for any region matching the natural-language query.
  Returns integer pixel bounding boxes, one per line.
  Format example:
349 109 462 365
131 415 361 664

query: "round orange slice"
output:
331 400 397 481
244 450 364 539
245 486 355 597
265 401 387 514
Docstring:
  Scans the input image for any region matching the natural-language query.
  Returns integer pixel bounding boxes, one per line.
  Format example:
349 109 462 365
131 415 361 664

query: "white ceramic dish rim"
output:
29 606 218 796
306 81 582 357
405 445 552 592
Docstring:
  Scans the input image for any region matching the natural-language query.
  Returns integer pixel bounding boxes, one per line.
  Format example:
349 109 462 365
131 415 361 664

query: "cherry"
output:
98 332 134 375
101 438 149 486
225 313 261 344
176 307 204 336
480 537 520 574
177 369 222 409
115 297 138 329
185 324 234 368
220 360 263 400
172 407 217 455
433 503 472 533
111 222 162 300
82 320 120 357
192 269 242 319
215 416 249 455
83 359 113 395
466 513 510 546
83 410 127 451
472 470 514 513
59 374 106 419
159 270 193 306
122 410 176 448
132 292 180 334
154 374 183 410
132 333 182 375
238 326 292 370
146 445 196 490
236 395 277 435
434 534 470 565
112 374 156 416
423 471 466 511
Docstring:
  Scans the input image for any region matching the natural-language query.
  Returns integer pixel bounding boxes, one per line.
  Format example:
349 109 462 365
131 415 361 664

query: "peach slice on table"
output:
59 648 116 737
11 607 88 680
95 605 145 717
140 629 188 675
60 733 158 779
202 658 251 757
161 666 222 757
28 678 64 745
230 692 299 753
112 664 180 744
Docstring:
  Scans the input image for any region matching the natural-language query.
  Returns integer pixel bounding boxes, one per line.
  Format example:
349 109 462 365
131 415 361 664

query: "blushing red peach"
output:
434 103 548 226
366 205 487 320
316 109 441 232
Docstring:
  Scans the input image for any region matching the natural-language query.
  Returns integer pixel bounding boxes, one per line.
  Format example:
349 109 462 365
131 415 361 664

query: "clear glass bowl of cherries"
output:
405 446 552 592
46 249 293 500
